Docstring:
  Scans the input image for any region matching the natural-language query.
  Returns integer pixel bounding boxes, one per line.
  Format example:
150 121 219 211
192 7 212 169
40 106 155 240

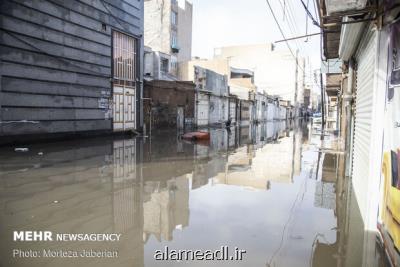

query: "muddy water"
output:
0 121 384 266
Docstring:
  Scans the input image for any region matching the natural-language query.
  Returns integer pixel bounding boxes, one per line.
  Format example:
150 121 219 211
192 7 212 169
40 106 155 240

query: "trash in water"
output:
38 152 44 156
15 148 29 152
181 131 210 141
53 200 59 204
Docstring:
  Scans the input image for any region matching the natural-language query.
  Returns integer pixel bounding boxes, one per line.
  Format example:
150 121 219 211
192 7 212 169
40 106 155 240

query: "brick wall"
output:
144 80 196 128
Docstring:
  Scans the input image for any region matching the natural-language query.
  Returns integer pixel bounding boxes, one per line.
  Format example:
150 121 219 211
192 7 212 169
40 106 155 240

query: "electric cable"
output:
305 0 310 42
265 0 305 73
277 0 302 51
300 0 322 28
98 0 134 34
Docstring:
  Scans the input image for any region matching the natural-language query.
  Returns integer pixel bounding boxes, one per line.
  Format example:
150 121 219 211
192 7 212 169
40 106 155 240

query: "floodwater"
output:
0 121 387 267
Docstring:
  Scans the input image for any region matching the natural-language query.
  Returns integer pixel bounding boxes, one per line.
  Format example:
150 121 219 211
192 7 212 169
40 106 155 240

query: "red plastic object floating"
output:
182 131 210 141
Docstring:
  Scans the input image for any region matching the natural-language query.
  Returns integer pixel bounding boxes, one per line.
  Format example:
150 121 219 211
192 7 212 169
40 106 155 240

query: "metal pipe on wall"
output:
344 59 355 177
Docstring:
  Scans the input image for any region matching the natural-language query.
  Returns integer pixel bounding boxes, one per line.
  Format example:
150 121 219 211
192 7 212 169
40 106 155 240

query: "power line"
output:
275 32 321 43
265 0 305 72
312 0 320 24
266 0 292 51
286 0 320 91
98 0 133 34
277 0 302 51
300 0 322 28
284 0 302 34
305 0 310 41
280 0 313 56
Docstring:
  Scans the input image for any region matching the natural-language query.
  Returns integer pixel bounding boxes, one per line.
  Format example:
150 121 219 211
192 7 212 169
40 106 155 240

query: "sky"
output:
189 0 322 85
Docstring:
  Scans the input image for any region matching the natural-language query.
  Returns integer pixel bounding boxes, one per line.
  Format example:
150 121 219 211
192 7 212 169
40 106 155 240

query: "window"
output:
171 11 177 26
161 58 169 73
113 31 136 87
170 56 178 72
171 31 178 48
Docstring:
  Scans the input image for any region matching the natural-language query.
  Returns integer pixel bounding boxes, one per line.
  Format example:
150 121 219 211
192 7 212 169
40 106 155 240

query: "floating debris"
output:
38 152 44 156
182 131 210 141
15 148 29 152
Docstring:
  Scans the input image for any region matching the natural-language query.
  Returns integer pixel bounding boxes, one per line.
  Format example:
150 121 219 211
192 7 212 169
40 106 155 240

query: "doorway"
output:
112 31 137 131
177 106 185 129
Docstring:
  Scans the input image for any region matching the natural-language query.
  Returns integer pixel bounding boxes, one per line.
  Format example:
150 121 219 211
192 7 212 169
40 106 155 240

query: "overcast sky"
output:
190 0 321 77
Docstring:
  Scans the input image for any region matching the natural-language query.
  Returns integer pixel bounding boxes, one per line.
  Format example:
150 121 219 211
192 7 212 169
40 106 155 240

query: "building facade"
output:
143 80 195 129
193 66 230 127
180 59 259 126
319 0 400 265
213 44 306 115
144 46 178 81
176 0 192 63
0 0 144 144
144 0 192 80
180 59 291 127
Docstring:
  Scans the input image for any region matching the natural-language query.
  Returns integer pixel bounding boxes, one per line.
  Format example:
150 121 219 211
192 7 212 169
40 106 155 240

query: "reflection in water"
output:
214 122 302 189
0 121 379 266
143 176 189 242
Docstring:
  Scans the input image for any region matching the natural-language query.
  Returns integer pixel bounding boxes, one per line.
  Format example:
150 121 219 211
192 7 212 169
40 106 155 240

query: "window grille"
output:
113 31 136 87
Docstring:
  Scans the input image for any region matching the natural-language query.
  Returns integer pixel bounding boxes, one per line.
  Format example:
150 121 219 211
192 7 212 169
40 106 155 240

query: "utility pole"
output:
319 71 325 140
294 49 299 117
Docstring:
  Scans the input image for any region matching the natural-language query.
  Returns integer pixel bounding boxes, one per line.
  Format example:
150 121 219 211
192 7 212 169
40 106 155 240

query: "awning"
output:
326 73 342 96
324 0 368 15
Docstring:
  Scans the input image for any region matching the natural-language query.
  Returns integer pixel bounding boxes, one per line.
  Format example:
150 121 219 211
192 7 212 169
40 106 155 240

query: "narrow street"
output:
0 122 388 266
1 0 400 266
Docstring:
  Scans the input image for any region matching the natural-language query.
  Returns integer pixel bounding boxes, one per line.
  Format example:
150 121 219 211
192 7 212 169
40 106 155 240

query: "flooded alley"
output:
2 0 400 265
0 122 387 267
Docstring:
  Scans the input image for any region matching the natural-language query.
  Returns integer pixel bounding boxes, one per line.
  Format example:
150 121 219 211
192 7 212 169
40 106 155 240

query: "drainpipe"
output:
194 90 198 129
344 59 355 177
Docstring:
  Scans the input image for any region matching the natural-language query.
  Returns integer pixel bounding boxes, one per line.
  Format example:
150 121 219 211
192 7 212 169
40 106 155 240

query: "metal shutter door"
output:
351 28 377 217
229 100 236 123
197 93 209 126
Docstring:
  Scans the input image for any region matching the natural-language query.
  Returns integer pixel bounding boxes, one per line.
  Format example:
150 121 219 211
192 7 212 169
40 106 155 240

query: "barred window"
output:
113 31 136 87
160 58 169 73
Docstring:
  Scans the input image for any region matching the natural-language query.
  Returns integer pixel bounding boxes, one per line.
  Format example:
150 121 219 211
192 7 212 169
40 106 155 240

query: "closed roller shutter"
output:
229 100 236 123
351 27 377 219
197 93 209 126
209 95 220 124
